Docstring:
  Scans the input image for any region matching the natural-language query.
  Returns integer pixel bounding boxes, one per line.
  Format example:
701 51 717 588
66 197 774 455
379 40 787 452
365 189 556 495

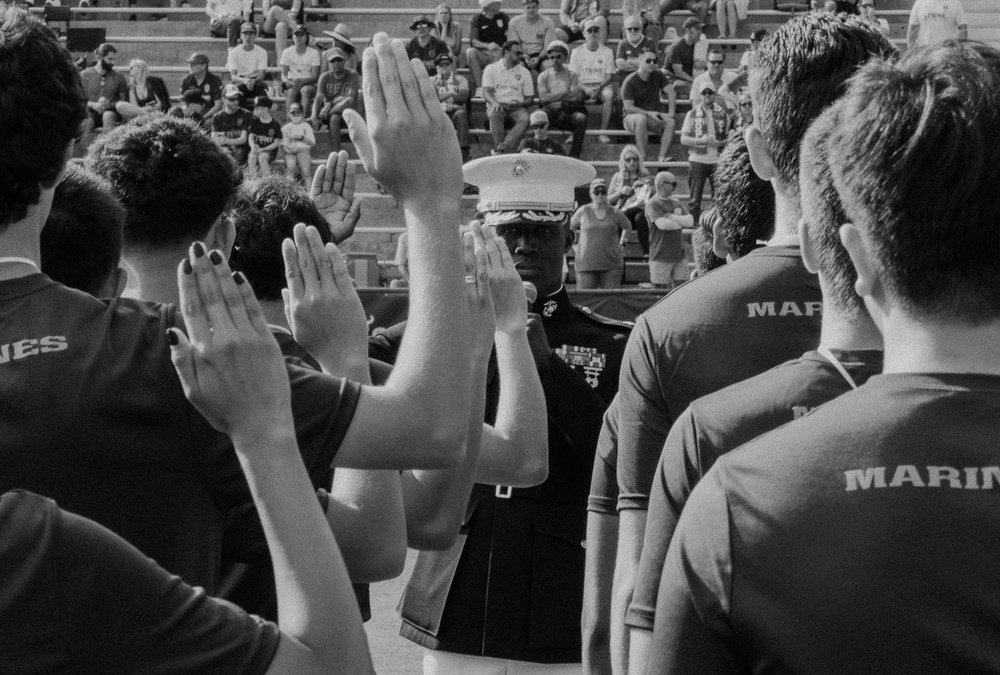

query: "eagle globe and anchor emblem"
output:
512 158 530 177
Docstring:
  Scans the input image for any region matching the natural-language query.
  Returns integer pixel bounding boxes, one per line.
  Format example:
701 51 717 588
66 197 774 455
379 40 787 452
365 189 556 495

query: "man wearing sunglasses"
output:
483 40 535 155
615 15 657 85
621 48 676 162
569 17 617 143
312 47 360 154
537 40 589 158
690 48 737 106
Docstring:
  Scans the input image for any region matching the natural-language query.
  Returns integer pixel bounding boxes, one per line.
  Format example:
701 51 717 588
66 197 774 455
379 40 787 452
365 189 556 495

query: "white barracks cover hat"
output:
464 155 596 219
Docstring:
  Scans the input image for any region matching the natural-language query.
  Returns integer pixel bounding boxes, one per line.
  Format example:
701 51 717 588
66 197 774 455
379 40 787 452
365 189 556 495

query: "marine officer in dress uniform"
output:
400 154 633 674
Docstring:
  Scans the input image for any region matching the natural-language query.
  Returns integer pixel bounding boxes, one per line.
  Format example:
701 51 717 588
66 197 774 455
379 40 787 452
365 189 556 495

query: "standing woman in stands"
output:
572 177 632 289
609 144 652 255
116 59 170 121
434 4 464 64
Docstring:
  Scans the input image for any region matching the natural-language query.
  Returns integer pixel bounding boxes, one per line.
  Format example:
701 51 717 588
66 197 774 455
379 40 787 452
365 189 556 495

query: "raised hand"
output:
464 227 496 360
344 33 463 208
169 242 293 443
281 223 370 377
311 150 362 245
472 221 527 336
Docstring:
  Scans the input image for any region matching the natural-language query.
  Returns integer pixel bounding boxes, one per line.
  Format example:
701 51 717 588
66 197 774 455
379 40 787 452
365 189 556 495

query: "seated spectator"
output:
716 0 749 40
609 144 652 254
621 48 676 162
227 22 269 108
664 18 706 103
680 81 732 228
467 0 511 95
518 109 566 154
80 43 128 150
312 47 360 155
432 52 471 162
739 28 768 70
537 40 588 158
732 89 753 135
483 40 534 155
571 178 632 289
691 48 737 105
406 14 450 76
205 0 251 48
211 84 252 165
280 26 321 116
115 59 169 122
644 170 692 289
508 0 557 74
180 52 223 122
262 0 304 56
247 95 282 177
41 165 126 298
859 0 890 35
655 0 710 30
569 17 616 143
169 88 209 128
616 14 657 86
558 0 609 45
281 102 316 185
622 0 665 44
434 4 464 62
321 23 360 75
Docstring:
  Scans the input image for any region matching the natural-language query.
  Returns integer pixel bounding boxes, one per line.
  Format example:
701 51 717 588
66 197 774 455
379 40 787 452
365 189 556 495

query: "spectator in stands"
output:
739 27 767 70
321 23 359 75
609 144 652 254
664 17 704 101
205 0 252 48
558 0 609 45
644 170 692 289
692 48 736 104
483 40 534 155
211 84 252 165
537 40 588 159
655 0 709 31
810 0 825 14
280 26 321 116
262 0 304 56
432 52 471 162
41 165 126 299
80 43 128 151
281 102 315 185
908 0 966 48
227 22 269 107
434 4 464 62
622 47 675 162
622 0 664 44
170 88 209 128
180 52 223 122
859 0 890 35
716 0 748 40
681 81 731 230
312 47 360 155
115 58 169 121
393 230 409 287
823 0 838 13
248 95 282 177
467 0 511 95
572 177 631 289
616 14 656 86
518 109 564 154
509 0 557 75
406 14 450 76
570 17 616 144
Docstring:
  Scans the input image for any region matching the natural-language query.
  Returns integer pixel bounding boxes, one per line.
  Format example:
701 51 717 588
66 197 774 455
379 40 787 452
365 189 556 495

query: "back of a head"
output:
0 5 86 229
749 13 896 201
229 176 331 302
713 136 775 257
41 165 125 297
83 115 241 253
828 41 1000 324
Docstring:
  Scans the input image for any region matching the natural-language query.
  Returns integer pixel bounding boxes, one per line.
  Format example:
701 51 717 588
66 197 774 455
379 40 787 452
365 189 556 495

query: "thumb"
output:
344 109 374 175
167 328 196 398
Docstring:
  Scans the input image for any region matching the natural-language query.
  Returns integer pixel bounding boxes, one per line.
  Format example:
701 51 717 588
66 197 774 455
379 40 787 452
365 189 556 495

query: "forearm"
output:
611 508 647 675
583 512 619 675
475 329 549 486
627 628 652 675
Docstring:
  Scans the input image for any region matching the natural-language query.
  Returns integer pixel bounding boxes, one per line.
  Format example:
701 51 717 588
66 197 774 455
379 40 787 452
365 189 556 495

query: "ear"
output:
207 212 237 257
840 222 888 327
798 217 820 275
111 266 129 298
711 214 732 260
744 125 775 182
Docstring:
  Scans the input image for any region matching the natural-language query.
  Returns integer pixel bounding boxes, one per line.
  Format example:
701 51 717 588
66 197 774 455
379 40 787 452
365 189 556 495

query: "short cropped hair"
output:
84 115 241 251
748 14 895 202
713 136 774 257
799 108 863 316
41 165 124 297
828 41 1000 323
0 5 86 229
229 176 331 302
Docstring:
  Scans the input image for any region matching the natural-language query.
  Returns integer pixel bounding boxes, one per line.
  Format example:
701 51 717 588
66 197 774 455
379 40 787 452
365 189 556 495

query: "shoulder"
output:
573 304 636 331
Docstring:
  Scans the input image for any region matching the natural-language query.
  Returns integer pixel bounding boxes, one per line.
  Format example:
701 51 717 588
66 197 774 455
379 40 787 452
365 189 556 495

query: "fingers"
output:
177 254 210 343
326 242 355 296
281 238 306 300
206 248 254 332
189 242 238 336
167 327 195 397
344 109 374 176
325 150 338 196
411 57 443 125
232 270 271 339
339 151 355 203
305 224 337 289
361 36 387 125
291 223 323 298
310 161 326 201
374 36 409 118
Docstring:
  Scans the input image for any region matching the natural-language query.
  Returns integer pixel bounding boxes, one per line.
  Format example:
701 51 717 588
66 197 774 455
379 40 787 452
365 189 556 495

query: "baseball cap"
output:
529 110 549 127
410 14 433 29
186 52 209 66
95 43 117 57
288 102 304 114
223 84 241 100
253 95 273 108
682 17 703 30
327 46 347 61
655 171 678 185
750 28 769 42
546 39 569 56
240 21 257 34
435 52 453 65
182 88 203 104
590 178 608 190
292 25 308 35
700 82 716 94
478 0 499 7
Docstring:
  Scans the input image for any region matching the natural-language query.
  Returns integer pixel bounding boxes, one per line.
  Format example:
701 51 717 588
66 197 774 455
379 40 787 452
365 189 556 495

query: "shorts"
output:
251 148 277 162
649 259 682 285
87 106 121 129
559 24 585 43
624 113 667 133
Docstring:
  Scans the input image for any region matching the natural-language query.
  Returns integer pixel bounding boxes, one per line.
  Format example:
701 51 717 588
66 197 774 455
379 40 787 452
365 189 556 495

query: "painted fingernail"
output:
209 250 223 265
166 329 178 346
193 242 206 258
233 271 245 285
182 259 193 274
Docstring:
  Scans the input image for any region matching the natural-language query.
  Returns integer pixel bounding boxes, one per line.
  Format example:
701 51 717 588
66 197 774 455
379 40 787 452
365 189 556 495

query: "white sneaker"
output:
475 87 484 99
598 134 612 144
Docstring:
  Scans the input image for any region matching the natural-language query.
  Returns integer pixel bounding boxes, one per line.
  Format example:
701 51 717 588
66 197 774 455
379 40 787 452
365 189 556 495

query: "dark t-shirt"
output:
651 373 1000 673
249 117 282 149
622 70 668 112
626 349 883 631
181 71 224 108
470 11 511 47
645 195 686 263
317 69 361 107
615 245 822 511
518 136 566 155
0 490 280 673
665 38 696 77
0 274 359 594
212 108 253 139
80 66 129 104
406 36 451 76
